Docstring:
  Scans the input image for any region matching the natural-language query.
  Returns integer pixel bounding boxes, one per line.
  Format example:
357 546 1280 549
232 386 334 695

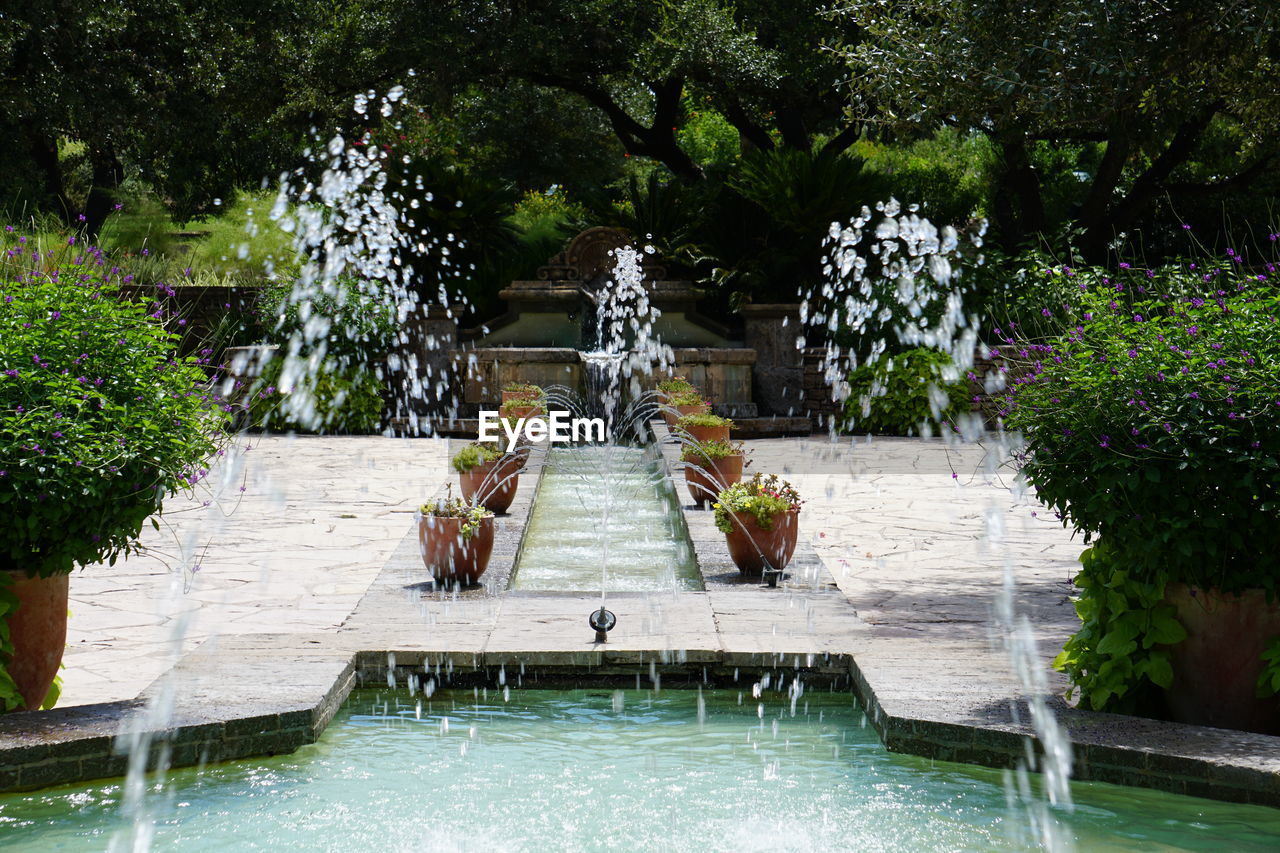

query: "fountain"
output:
3 86 1279 853
445 226 810 437
5 685 1279 851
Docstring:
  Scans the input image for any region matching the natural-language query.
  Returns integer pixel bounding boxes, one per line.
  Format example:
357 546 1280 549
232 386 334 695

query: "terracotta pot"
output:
663 402 709 428
723 509 799 577
501 404 544 420
459 456 520 513
418 515 495 587
1161 584 1280 735
678 422 730 444
684 453 744 507
501 390 540 404
4 572 69 711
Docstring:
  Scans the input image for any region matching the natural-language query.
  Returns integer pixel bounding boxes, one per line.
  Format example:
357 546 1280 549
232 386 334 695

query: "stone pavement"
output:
22 431 1275 806
61 433 1072 708
61 436 450 707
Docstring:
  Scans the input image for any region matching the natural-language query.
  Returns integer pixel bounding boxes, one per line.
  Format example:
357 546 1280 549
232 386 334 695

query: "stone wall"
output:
660 348 757 418
740 303 804 417
389 304 461 422
801 348 843 431
454 347 583 413
120 283 265 358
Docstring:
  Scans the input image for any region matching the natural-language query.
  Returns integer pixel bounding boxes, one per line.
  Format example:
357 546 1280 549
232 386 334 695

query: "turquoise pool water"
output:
2 688 1277 851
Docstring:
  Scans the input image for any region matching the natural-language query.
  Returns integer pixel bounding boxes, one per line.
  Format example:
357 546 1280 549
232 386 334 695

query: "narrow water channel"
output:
510 445 702 591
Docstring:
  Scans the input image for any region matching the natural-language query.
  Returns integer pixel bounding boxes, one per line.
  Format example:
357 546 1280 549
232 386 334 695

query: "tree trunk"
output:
83 148 125 242
774 103 810 151
25 124 70 224
1078 104 1220 262
994 137 1046 252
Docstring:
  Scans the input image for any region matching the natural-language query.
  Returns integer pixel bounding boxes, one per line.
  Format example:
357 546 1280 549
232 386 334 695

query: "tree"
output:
381 0 862 181
838 0 1280 259
0 0 308 235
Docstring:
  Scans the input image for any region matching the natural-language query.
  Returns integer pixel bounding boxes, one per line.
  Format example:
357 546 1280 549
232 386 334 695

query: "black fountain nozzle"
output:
761 567 783 588
589 607 617 643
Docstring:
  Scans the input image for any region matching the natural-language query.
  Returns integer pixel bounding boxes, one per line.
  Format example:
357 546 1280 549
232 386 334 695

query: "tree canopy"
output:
838 0 1280 258
2 0 1278 275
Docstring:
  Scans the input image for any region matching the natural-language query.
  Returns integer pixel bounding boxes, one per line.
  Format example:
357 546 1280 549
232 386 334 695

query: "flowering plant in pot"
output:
999 255 1280 733
713 474 803 576
417 495 495 587
663 390 709 428
451 442 521 513
0 237 231 711
681 439 745 507
676 412 734 444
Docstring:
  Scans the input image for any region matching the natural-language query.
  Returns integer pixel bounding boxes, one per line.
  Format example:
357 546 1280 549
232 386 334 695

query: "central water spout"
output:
589 607 617 643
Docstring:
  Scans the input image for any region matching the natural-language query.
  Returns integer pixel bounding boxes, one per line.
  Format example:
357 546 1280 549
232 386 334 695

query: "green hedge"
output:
842 348 970 435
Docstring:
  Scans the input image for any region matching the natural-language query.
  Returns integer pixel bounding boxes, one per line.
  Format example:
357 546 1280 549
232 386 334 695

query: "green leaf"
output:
1146 654 1174 688
1146 611 1187 646
40 675 62 711
1097 623 1138 657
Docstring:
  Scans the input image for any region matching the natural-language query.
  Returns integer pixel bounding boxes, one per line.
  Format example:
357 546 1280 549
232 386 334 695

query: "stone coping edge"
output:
0 656 357 794
3 649 1277 809
846 654 1280 809
0 652 848 795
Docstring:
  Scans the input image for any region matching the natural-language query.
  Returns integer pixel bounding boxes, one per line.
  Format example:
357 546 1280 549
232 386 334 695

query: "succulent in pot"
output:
681 439 745 508
0 238 231 711
663 390 709 428
501 382 545 405
714 474 802 577
417 496 495 587
656 376 696 406
451 442 521 513
500 391 546 421
676 412 734 445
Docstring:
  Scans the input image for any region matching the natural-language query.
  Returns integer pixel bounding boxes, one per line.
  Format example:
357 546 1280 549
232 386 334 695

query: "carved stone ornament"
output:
536 226 667 282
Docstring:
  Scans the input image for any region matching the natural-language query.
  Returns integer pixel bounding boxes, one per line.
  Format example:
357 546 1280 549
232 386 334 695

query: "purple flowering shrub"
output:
999 256 1280 712
1002 259 1279 585
0 238 231 578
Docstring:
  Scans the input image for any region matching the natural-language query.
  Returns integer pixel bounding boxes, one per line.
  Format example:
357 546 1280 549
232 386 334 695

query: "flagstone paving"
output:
60 432 1075 709
21 430 1273 806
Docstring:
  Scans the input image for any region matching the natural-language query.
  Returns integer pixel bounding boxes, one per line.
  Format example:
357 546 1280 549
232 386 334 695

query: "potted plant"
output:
417 496 495 587
500 390 546 421
656 376 696 408
1001 256 1280 734
663 390 710 428
676 412 734 444
713 474 803 577
452 442 521 513
0 238 230 711
501 382 544 405
681 439 745 507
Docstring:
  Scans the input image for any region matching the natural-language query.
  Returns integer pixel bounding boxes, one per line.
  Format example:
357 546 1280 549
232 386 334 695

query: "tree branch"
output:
1165 150 1278 196
523 70 649 143
718 95 774 151
821 122 863 156
1104 101 1224 229
1077 129 1130 227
